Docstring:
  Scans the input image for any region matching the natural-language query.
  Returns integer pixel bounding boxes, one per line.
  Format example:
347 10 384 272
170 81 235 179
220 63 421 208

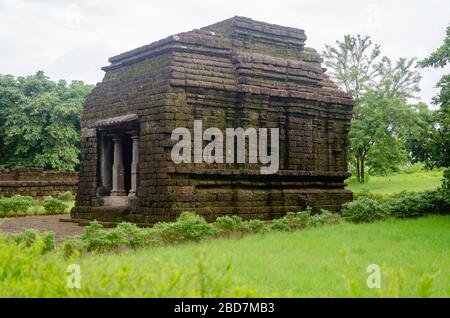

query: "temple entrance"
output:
92 114 139 207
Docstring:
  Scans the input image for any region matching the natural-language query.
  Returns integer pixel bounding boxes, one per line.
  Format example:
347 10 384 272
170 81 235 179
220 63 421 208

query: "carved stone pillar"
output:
100 135 112 194
129 133 139 197
111 135 126 196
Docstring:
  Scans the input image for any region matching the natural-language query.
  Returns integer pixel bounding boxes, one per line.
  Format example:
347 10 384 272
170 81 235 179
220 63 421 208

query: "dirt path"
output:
0 215 85 242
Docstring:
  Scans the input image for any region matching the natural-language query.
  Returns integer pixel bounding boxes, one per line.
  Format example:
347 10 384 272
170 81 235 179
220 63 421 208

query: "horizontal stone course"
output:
0 168 78 199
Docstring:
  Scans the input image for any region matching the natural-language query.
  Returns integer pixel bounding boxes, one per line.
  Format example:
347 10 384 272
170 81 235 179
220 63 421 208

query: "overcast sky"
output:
0 0 448 105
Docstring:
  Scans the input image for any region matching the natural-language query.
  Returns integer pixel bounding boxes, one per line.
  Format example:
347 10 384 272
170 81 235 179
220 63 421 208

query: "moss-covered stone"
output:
73 16 353 224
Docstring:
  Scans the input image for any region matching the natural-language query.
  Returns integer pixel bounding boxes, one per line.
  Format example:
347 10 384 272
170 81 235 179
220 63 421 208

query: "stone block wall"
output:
0 168 78 199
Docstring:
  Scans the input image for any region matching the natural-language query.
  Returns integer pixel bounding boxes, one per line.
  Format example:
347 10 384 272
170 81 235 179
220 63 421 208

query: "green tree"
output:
0 74 25 165
0 71 93 171
403 103 439 165
374 57 421 98
322 34 380 101
350 93 414 179
323 35 422 183
418 26 450 168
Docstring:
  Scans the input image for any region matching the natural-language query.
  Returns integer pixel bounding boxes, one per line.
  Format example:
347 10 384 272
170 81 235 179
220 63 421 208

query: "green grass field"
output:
346 170 444 194
1 215 448 297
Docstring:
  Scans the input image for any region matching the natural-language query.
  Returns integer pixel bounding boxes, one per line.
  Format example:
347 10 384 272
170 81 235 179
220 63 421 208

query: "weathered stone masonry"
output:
71 16 354 224
0 168 78 199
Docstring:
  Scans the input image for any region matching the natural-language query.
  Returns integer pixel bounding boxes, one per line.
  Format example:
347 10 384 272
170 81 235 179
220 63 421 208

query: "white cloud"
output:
0 0 448 105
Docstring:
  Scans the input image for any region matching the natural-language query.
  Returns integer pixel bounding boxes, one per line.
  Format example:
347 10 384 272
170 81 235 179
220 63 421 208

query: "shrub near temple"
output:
214 216 265 236
152 212 216 244
57 191 75 202
0 195 37 217
342 189 449 222
42 197 68 214
63 211 340 255
381 190 449 218
271 208 344 231
271 210 313 231
341 197 388 223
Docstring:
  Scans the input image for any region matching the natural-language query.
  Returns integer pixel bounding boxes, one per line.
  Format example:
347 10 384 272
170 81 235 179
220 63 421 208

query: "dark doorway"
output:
122 134 132 195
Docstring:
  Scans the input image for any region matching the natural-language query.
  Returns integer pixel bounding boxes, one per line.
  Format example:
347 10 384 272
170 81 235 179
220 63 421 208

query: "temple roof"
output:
100 16 353 106
88 113 138 129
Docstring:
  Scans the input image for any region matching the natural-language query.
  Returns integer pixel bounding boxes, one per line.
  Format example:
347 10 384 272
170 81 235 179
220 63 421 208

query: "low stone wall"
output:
0 168 78 199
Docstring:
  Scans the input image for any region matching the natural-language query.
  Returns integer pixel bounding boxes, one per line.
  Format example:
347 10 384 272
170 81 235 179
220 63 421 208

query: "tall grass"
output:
0 216 448 297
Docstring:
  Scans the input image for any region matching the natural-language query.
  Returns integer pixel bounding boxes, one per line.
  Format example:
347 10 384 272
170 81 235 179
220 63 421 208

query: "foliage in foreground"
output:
62 186 447 256
0 233 255 297
68 209 346 256
54 176 445 256
63 212 270 256
270 208 343 231
1 216 448 297
0 173 448 297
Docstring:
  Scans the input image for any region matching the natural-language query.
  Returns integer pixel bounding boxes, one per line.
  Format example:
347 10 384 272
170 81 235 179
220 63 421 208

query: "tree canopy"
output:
417 26 450 168
323 34 424 182
0 71 93 171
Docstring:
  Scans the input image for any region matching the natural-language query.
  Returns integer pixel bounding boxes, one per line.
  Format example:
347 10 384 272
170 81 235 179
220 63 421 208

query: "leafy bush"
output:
381 190 448 218
4 229 55 254
60 238 85 258
0 198 12 217
440 168 450 204
8 229 40 246
10 195 37 212
214 216 266 236
311 210 344 226
241 219 265 234
112 222 153 248
57 191 75 202
341 197 388 223
0 195 37 216
42 197 68 214
214 215 244 235
79 213 215 253
344 189 449 222
42 232 56 254
353 189 388 203
153 212 215 244
270 208 343 231
271 208 313 231
81 221 124 252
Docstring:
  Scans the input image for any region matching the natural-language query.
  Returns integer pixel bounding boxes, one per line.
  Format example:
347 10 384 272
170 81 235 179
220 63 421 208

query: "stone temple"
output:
71 16 354 224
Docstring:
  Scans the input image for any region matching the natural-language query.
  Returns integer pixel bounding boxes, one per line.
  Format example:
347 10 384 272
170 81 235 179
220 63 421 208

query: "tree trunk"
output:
361 156 365 184
356 158 361 183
